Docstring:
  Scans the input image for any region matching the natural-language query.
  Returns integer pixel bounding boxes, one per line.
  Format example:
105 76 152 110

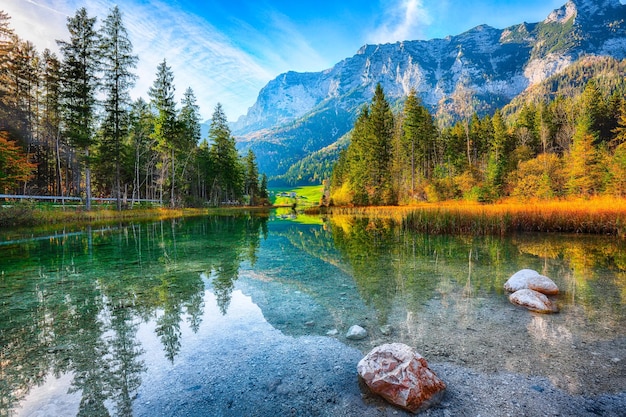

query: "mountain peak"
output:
545 0 622 23
570 0 622 11
235 0 626 179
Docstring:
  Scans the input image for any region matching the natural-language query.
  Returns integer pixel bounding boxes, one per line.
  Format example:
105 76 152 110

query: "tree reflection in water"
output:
0 214 267 416
2 214 626 415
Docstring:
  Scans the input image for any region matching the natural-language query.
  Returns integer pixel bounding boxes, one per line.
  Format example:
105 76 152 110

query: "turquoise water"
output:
1 214 625 416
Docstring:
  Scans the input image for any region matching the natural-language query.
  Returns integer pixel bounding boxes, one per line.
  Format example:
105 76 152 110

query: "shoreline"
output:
2 197 626 237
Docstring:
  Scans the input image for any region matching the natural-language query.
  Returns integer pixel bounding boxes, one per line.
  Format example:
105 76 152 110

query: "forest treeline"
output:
0 7 267 209
330 64 626 205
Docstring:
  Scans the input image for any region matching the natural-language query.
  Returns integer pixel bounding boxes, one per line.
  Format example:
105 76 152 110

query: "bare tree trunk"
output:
170 147 175 208
55 131 63 205
159 155 165 205
85 147 92 211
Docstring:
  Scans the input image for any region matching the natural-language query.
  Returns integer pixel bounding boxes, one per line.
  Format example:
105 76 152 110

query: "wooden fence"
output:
0 194 161 204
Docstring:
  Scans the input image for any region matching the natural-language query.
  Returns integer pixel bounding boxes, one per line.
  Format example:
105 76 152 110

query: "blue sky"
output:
3 0 585 121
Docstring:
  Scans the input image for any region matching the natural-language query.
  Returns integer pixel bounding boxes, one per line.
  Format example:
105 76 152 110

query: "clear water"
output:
1 214 625 416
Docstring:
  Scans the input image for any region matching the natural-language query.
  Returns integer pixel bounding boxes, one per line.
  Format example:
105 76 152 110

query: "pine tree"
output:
41 49 62 195
195 138 211 201
244 149 259 205
208 103 241 205
0 10 17 131
368 84 395 205
610 97 626 149
400 91 420 195
346 106 371 205
399 90 437 199
579 80 607 143
566 115 600 196
485 110 510 198
100 5 137 210
58 7 99 210
178 87 201 202
148 59 178 207
128 98 155 202
259 173 268 201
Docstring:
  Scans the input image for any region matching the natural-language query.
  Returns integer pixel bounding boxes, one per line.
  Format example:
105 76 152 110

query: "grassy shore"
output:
318 197 626 236
0 200 276 230
4 196 625 237
0 201 205 228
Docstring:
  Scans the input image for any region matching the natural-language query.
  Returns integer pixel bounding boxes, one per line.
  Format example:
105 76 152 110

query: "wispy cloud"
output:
259 10 335 72
3 0 278 120
368 0 432 44
119 0 273 120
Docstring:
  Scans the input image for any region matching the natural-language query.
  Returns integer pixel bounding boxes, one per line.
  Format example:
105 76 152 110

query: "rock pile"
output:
504 269 559 313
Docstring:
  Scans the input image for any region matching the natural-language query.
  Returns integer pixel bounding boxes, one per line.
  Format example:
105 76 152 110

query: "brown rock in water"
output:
504 269 559 295
509 288 559 313
357 343 446 413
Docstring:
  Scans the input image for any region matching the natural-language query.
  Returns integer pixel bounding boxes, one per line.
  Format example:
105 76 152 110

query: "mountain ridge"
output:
230 0 626 180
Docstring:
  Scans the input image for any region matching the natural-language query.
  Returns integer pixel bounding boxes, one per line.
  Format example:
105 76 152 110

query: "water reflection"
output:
0 215 267 416
1 214 625 416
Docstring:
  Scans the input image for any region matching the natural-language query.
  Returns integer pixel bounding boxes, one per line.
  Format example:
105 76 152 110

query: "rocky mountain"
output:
232 0 626 181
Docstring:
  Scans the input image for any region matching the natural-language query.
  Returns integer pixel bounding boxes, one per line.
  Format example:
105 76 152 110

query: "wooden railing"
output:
0 194 161 204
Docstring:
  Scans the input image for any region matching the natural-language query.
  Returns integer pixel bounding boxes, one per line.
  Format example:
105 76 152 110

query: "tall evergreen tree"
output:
57 7 99 210
208 103 241 205
346 106 371 205
566 115 600 196
5 40 40 150
244 149 259 205
485 110 510 198
259 173 268 201
100 5 137 210
333 84 396 206
177 87 201 202
41 49 62 195
579 80 607 143
127 98 154 202
399 90 437 198
148 59 178 207
195 138 211 201
0 10 17 131
368 83 395 205
611 97 626 149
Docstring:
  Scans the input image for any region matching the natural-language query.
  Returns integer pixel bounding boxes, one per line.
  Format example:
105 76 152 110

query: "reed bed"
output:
325 198 626 236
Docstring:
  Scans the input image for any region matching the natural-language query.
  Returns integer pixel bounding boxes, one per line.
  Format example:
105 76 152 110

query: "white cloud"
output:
1 0 276 121
368 0 432 44
120 0 273 120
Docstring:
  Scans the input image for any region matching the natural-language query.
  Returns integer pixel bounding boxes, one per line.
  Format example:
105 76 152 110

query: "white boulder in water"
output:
504 269 559 295
346 325 367 340
509 288 559 313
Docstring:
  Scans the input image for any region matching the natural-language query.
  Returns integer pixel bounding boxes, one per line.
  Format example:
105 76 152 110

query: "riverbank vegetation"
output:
322 197 626 236
0 7 267 210
330 59 626 206
0 200 207 228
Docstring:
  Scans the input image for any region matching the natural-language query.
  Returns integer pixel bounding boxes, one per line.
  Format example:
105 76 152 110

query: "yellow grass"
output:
326 197 626 236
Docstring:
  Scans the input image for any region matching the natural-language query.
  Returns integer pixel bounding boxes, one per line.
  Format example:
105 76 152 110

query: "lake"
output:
1 213 625 416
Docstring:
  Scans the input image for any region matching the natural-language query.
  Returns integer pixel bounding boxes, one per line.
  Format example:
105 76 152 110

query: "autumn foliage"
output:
0 131 35 192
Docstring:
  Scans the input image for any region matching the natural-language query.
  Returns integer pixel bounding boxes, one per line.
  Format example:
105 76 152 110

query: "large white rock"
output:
504 269 559 295
357 343 446 413
509 288 559 314
346 325 367 340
